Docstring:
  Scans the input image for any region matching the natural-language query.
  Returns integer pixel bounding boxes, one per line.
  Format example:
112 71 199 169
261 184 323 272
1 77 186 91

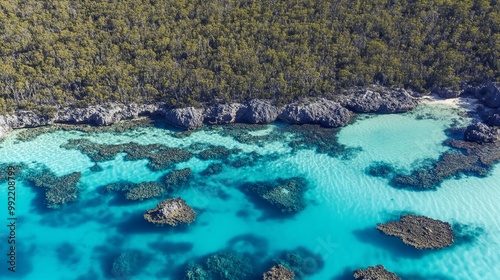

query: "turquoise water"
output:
0 103 499 280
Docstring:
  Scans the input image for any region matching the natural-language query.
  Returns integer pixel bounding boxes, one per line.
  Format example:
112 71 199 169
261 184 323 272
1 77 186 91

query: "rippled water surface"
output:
1 103 499 280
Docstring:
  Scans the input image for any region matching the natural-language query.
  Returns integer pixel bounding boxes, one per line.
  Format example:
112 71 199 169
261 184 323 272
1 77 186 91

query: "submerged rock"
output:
144 197 196 226
125 182 164 201
200 163 224 176
279 99 352 128
164 107 204 129
377 214 454 249
275 248 324 278
162 168 193 191
353 265 400 280
464 122 498 143
205 251 254 280
241 177 307 214
390 138 500 190
111 251 145 279
26 170 81 208
262 264 295 280
341 88 418 113
184 262 210 280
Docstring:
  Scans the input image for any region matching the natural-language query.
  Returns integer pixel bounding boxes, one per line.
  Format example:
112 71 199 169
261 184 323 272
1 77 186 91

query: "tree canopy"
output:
0 0 498 113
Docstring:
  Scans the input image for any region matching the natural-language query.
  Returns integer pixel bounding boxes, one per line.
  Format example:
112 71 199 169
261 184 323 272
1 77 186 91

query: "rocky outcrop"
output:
341 88 418 113
353 265 400 280
143 197 196 226
204 103 245 124
237 99 281 124
0 87 423 139
377 214 454 249
164 107 204 129
486 110 500 126
279 99 351 128
262 264 295 280
0 103 163 139
431 87 460 99
475 83 500 108
464 122 498 143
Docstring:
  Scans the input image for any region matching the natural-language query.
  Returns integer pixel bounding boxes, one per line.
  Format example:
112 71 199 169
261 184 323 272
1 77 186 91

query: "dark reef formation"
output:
25 169 81 208
366 162 396 179
61 138 192 171
124 182 164 201
262 264 295 280
377 214 454 249
241 177 307 214
200 163 224 176
162 168 193 192
144 197 196 226
205 251 254 280
196 145 242 161
102 181 165 201
184 251 255 280
274 248 324 278
111 250 146 279
389 138 500 190
353 265 400 280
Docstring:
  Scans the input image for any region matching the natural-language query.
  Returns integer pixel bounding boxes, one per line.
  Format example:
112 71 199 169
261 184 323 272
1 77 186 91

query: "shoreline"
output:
1 84 499 140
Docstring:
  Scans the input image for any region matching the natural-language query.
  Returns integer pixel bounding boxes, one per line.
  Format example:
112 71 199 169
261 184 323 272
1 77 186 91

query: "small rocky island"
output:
262 264 295 280
143 197 196 226
353 265 400 280
377 214 454 249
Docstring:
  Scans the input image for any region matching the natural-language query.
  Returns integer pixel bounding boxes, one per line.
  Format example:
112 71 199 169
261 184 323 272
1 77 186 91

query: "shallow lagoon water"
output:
0 103 499 280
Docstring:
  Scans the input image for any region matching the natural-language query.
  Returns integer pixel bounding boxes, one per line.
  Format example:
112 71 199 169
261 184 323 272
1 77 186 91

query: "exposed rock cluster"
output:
377 214 455 249
143 197 196 226
279 98 351 127
0 87 420 139
464 122 498 143
262 264 295 280
340 88 418 113
353 265 400 280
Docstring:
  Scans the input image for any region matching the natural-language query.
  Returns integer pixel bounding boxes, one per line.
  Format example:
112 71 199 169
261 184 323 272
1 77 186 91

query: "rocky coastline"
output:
2 83 499 141
0 86 418 139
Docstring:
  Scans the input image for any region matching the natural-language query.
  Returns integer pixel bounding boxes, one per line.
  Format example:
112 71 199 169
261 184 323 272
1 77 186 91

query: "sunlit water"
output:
0 103 499 280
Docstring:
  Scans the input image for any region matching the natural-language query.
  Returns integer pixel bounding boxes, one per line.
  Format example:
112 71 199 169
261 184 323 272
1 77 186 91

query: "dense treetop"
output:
0 0 498 113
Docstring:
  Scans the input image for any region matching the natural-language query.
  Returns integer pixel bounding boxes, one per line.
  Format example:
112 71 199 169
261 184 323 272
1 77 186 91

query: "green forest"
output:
0 0 499 113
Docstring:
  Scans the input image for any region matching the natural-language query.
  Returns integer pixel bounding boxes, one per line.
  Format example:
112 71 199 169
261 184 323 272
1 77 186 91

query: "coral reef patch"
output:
377 214 454 249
